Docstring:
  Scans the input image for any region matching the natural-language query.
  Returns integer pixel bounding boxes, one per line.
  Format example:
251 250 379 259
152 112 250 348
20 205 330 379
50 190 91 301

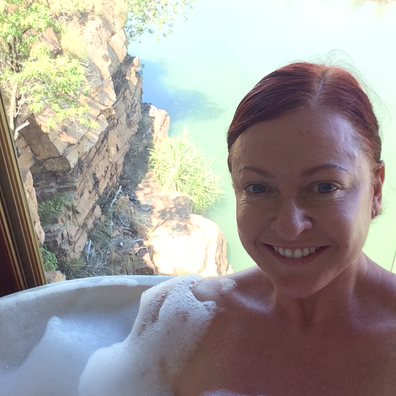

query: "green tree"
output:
125 0 196 40
0 0 195 135
0 0 90 134
149 130 222 213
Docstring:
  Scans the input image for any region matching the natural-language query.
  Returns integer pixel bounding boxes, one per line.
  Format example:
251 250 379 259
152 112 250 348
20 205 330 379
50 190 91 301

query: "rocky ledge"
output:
15 0 231 279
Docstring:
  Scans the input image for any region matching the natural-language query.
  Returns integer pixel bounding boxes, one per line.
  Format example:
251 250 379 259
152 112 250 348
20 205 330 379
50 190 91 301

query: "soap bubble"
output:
0 276 217 396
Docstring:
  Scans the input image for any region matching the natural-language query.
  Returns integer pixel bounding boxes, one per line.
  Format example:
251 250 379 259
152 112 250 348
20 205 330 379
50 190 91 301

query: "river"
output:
130 0 396 272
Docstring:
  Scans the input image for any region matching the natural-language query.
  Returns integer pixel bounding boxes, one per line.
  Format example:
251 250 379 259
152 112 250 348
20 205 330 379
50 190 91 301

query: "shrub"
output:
57 256 87 280
149 131 222 213
40 246 58 272
38 194 65 223
61 27 88 61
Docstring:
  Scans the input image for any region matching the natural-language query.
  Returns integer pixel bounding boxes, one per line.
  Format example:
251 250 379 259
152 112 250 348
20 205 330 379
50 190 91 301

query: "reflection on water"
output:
141 61 224 123
130 0 396 272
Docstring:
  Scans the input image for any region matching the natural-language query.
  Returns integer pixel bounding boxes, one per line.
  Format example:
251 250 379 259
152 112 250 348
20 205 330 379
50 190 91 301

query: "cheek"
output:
236 203 250 236
236 201 266 244
324 194 372 246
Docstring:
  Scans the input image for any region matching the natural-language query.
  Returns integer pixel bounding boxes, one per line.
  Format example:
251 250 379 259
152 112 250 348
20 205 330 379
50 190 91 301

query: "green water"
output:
130 0 396 272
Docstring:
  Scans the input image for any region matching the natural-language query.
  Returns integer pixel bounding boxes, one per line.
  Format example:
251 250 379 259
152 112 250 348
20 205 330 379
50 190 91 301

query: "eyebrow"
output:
239 166 276 178
239 163 350 178
301 163 350 176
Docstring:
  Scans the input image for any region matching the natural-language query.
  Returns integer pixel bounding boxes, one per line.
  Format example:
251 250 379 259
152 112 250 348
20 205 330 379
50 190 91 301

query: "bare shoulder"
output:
360 262 396 340
191 267 270 308
378 267 396 327
133 275 216 337
191 273 238 302
379 266 396 296
370 264 396 313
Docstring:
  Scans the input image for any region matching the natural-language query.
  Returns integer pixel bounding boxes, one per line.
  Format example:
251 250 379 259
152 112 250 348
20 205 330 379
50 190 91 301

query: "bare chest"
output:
175 318 396 396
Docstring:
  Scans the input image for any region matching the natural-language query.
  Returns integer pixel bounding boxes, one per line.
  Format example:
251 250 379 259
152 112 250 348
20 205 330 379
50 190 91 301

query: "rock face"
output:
14 1 230 278
21 168 45 245
16 0 142 259
135 173 231 277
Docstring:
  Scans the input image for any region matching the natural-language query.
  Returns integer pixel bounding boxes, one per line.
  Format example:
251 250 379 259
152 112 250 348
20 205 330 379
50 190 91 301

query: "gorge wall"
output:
17 0 142 259
15 0 231 278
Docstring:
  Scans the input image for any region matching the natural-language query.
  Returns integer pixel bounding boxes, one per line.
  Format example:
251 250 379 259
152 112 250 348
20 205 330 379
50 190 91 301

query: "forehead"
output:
230 108 365 173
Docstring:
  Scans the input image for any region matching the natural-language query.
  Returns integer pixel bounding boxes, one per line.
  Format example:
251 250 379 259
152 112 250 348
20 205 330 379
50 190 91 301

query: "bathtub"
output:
0 275 172 396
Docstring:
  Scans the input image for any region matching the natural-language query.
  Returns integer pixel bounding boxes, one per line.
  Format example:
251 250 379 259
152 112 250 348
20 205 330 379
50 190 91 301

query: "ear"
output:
372 160 385 218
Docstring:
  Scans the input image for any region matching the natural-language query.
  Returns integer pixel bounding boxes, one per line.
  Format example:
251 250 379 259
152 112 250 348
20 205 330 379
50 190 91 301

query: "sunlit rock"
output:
136 183 231 277
16 0 143 259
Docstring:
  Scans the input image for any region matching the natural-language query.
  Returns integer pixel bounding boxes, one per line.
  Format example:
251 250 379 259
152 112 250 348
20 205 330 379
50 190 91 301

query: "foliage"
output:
113 0 129 26
125 0 196 40
39 246 58 271
149 131 222 213
0 0 196 131
0 0 90 131
37 193 68 223
50 0 97 15
57 255 87 279
54 193 152 279
60 27 88 61
115 195 151 239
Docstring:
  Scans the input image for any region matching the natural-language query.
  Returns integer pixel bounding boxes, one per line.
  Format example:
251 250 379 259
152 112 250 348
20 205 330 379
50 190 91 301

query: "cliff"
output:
17 0 142 258
15 0 231 278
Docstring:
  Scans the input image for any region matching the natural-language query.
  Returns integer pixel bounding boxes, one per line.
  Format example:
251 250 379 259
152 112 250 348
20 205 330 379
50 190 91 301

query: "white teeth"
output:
293 249 303 258
273 246 320 258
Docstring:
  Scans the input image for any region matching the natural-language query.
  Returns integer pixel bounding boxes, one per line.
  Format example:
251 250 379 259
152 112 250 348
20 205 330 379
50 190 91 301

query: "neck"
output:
268 253 374 333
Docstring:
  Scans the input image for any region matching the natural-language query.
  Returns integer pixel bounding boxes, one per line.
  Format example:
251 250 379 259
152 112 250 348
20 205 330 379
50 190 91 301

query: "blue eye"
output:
246 184 267 194
314 183 337 194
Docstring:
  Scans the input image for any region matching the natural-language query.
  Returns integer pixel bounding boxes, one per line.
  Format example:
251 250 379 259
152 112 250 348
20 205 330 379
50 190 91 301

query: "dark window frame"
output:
0 92 45 297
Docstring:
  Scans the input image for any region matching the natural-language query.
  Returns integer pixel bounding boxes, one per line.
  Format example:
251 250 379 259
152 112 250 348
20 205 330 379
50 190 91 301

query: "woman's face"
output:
230 108 384 298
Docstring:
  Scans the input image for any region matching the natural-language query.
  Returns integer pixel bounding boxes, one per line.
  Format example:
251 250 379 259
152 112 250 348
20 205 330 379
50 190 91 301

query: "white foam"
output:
219 277 237 294
0 276 218 395
0 314 128 396
78 275 216 395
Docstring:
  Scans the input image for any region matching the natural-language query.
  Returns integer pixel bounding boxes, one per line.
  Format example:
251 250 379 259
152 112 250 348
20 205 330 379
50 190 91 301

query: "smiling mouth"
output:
271 246 321 259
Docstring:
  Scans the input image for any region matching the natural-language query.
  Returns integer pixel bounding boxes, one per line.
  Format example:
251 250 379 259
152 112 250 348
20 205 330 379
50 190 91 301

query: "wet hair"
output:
227 62 382 172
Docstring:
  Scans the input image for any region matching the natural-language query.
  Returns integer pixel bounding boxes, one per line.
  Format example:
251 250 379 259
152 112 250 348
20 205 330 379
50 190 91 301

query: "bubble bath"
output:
78 276 216 395
0 275 221 396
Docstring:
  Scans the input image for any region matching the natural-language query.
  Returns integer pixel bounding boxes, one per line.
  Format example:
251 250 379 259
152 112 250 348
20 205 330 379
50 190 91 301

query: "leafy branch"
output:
0 0 90 133
0 0 196 135
125 0 196 40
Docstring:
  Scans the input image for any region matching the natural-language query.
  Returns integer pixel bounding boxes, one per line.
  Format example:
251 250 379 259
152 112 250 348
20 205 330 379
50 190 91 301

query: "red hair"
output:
227 62 381 171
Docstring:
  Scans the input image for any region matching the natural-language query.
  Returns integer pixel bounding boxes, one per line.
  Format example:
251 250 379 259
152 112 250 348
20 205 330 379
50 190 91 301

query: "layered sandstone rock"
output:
16 0 142 259
15 1 230 278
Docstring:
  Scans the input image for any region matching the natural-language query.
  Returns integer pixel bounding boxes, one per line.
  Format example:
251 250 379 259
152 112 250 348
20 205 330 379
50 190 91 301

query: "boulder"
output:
151 212 229 277
45 270 67 283
136 181 231 277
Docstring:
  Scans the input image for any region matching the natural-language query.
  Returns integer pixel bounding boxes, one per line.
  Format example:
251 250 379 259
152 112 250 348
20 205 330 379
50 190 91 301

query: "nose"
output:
270 198 312 241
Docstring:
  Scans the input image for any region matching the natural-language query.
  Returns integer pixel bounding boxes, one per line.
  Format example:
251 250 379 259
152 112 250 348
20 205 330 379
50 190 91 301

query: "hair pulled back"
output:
227 62 381 171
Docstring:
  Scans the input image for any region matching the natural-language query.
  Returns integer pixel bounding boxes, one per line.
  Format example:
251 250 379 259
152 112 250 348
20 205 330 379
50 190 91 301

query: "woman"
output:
171 62 396 396
78 62 396 396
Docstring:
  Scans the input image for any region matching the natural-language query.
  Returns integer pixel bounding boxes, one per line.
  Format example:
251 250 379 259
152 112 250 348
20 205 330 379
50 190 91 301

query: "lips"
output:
272 246 320 258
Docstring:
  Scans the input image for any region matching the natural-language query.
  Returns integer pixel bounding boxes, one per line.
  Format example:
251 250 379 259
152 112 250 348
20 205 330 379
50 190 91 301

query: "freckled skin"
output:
173 109 396 396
